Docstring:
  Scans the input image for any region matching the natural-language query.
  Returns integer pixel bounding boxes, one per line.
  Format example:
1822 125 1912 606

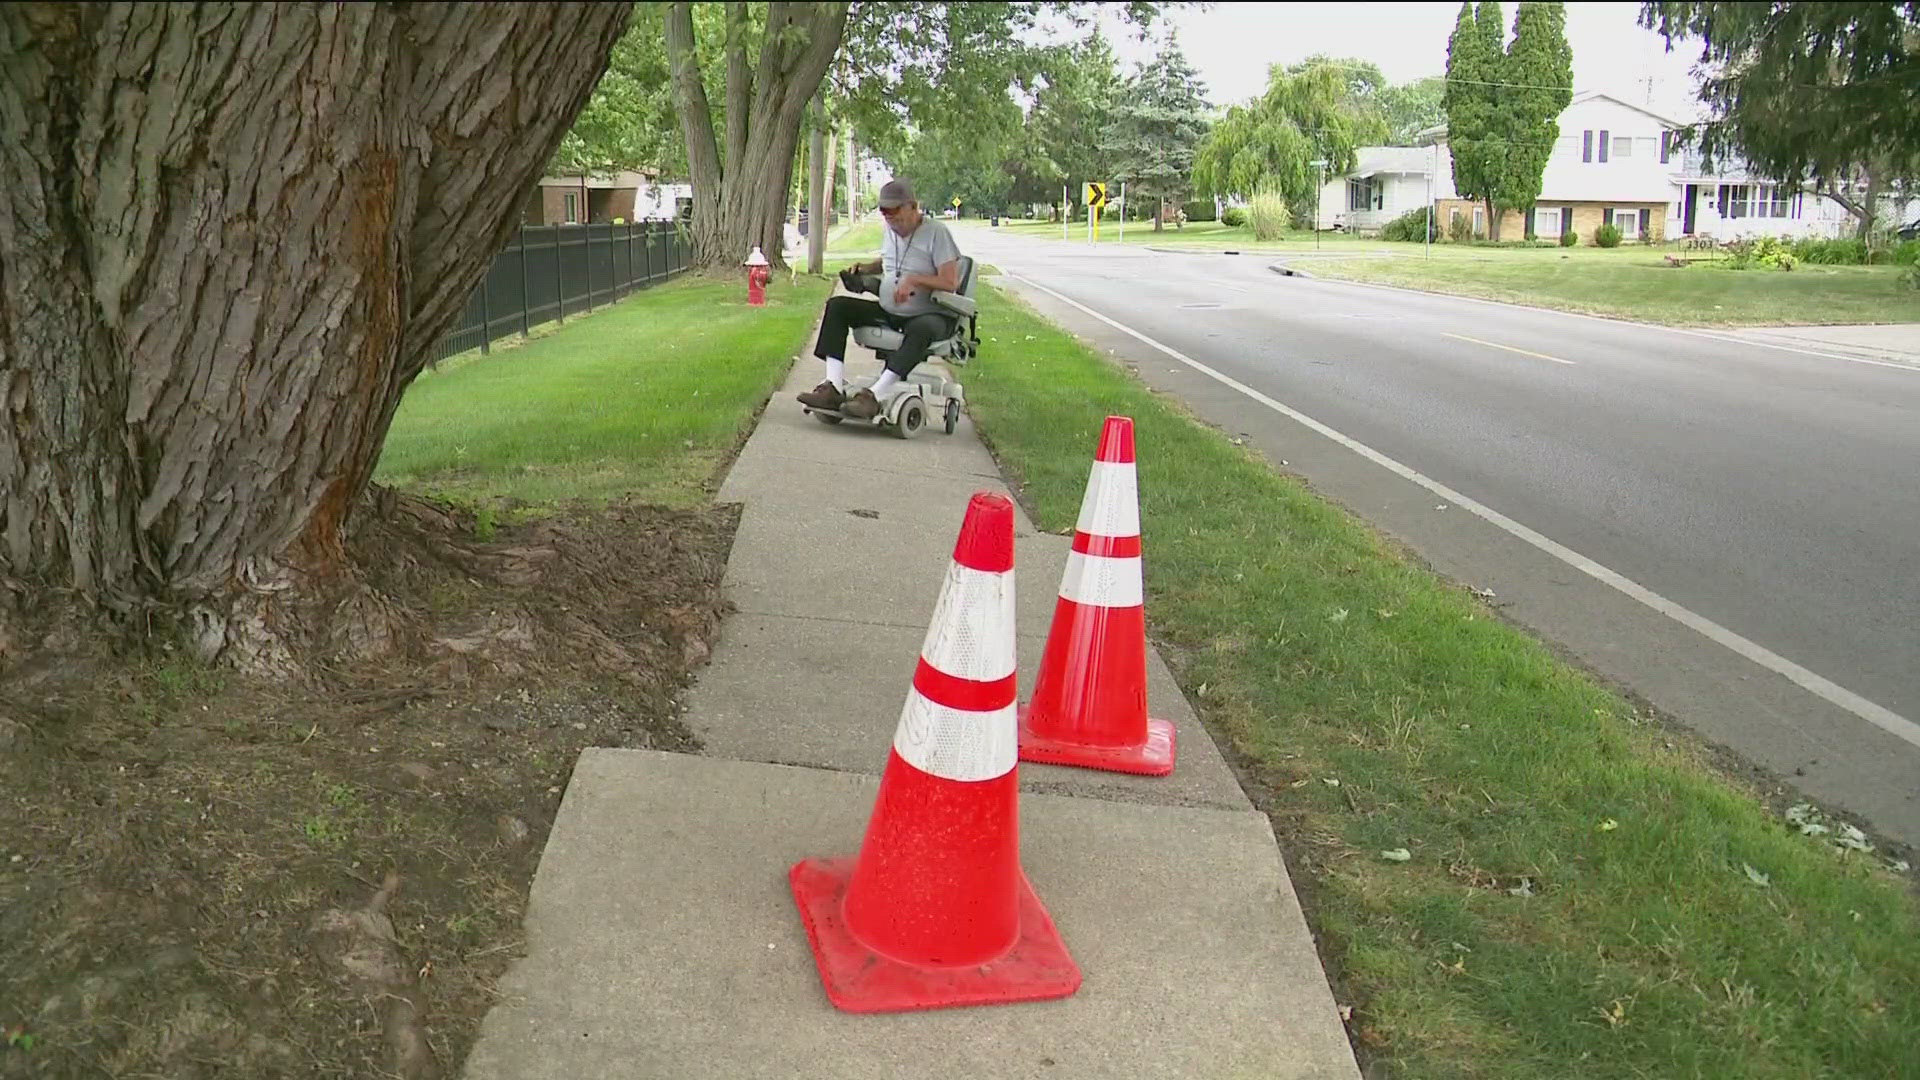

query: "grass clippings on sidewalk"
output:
0 272 831 1080
961 280 1920 1080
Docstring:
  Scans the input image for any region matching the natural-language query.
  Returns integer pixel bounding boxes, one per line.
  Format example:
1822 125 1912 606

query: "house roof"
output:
1353 146 1435 177
1411 90 1685 147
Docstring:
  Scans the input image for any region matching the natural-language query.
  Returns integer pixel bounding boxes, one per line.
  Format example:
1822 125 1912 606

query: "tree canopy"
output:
1641 2 1920 235
1191 57 1393 221
1444 2 1573 239
1105 37 1211 223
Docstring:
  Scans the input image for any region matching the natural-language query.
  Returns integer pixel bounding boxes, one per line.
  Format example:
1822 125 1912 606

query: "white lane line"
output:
1002 271 1920 750
1442 332 1578 365
1286 274 1920 373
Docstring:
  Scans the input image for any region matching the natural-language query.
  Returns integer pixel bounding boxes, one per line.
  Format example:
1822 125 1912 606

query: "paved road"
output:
958 225 1920 848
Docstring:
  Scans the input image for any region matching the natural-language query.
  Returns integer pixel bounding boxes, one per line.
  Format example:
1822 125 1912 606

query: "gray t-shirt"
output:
879 216 963 318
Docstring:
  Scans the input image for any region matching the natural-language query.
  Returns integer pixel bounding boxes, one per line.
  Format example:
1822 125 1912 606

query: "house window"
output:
563 192 579 224
1535 206 1563 237
1598 129 1610 163
1613 136 1632 158
1347 178 1371 212
1472 206 1485 237
1583 130 1593 162
1610 208 1641 239
1755 184 1793 218
1719 184 1750 219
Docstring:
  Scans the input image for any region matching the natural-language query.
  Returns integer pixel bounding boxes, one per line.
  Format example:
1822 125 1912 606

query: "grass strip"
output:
964 279 1920 1079
377 273 831 510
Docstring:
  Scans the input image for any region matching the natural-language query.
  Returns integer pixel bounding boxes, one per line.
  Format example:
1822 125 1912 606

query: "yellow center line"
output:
1442 332 1578 365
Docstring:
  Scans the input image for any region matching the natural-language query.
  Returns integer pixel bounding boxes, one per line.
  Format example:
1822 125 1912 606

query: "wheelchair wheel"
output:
893 397 926 440
943 398 960 435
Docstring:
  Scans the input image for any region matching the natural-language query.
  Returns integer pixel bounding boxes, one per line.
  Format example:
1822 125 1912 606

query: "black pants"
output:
813 295 954 377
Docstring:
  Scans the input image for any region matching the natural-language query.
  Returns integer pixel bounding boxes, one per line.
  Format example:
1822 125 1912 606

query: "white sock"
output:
871 370 901 398
824 357 846 389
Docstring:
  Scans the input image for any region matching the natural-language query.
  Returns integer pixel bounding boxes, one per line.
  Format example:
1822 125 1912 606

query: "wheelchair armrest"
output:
932 291 976 318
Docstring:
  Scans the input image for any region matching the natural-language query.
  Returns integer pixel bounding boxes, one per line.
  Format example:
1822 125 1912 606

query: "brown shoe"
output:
797 380 844 410
841 388 881 419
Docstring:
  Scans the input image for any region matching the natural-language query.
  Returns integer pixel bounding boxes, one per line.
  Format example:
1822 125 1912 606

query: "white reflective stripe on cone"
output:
918 562 1017 682
1075 461 1140 539
1056 551 1145 609
893 692 1019 781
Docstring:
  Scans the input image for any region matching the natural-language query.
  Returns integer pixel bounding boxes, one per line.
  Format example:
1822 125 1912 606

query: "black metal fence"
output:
428 220 692 364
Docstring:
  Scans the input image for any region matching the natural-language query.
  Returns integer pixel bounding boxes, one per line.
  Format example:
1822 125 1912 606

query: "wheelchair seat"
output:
850 255 981 366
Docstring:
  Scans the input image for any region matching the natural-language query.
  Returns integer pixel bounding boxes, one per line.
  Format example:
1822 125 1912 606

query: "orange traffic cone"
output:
789 492 1081 1013
1019 416 1176 776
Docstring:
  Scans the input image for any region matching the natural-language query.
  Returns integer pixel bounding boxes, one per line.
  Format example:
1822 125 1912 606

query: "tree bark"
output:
808 95 827 273
0 2 630 669
1485 196 1501 241
665 1 849 271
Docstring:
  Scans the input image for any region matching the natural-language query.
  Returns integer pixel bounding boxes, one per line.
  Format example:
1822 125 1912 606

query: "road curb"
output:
1268 262 1314 279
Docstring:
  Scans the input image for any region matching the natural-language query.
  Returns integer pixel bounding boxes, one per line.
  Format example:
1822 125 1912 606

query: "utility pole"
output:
807 93 826 273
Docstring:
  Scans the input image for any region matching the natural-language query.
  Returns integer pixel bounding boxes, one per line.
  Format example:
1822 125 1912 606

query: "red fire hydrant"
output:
745 246 770 306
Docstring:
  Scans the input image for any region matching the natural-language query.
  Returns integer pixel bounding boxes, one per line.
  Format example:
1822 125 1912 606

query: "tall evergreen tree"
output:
1496 3 1574 232
1106 38 1210 230
1444 1 1505 237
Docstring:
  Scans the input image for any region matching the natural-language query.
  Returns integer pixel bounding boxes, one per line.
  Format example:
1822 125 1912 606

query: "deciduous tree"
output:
0 2 629 670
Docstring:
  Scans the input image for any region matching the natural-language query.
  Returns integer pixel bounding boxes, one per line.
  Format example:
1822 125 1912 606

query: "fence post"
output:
478 267 492 355
625 224 634 295
584 225 595 312
554 226 565 324
518 225 531 338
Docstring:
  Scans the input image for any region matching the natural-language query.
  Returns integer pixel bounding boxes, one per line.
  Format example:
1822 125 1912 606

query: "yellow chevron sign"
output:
1083 182 1107 209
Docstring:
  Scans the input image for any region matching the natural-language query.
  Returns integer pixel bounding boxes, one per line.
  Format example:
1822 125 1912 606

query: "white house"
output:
1317 90 1897 242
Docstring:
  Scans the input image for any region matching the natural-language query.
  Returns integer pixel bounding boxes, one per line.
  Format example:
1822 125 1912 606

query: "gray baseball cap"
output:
877 178 916 208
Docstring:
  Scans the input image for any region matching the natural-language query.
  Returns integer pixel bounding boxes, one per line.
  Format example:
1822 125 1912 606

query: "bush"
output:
1220 205 1247 227
1559 228 1578 247
1248 192 1290 241
1182 199 1217 223
1379 206 1437 242
1725 235 1797 271
1594 222 1623 248
1893 240 1920 266
1446 211 1472 244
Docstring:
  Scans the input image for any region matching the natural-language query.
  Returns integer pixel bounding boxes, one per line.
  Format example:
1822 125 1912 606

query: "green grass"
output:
981 216 1360 252
964 279 1920 1079
376 273 831 509
825 218 884 258
1299 242 1920 327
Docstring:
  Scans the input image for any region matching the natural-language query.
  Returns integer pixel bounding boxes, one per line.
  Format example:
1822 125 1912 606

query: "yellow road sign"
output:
1083 182 1107 209
951 196 963 207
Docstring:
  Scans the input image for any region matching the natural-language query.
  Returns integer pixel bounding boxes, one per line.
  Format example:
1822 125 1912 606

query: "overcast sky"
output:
1090 1 1707 121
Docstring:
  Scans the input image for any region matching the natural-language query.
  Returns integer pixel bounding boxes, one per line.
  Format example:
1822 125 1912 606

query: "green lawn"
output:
1299 243 1920 326
964 278 1920 1079
376 273 832 510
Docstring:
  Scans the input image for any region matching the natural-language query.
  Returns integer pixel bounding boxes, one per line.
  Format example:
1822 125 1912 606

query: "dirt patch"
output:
0 490 737 1078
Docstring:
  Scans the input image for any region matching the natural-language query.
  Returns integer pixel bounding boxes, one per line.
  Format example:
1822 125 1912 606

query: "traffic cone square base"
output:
789 855 1082 1014
1018 709 1177 776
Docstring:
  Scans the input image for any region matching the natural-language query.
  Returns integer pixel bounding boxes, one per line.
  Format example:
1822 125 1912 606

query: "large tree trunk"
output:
0 3 630 670
665 1 850 272
1485 196 1502 241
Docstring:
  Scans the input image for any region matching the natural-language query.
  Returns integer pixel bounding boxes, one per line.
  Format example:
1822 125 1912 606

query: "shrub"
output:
1182 199 1217 223
1247 192 1290 240
1220 205 1247 227
1446 211 1472 243
1559 228 1578 247
1726 234 1797 271
1379 206 1438 242
1893 240 1920 266
1594 222 1623 248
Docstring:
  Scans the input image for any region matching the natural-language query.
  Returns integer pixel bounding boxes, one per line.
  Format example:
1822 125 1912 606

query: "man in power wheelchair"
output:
796 177 980 438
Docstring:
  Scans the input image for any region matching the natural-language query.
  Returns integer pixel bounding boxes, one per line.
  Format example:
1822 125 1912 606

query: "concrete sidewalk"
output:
462 318 1361 1078
1724 323 1920 367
